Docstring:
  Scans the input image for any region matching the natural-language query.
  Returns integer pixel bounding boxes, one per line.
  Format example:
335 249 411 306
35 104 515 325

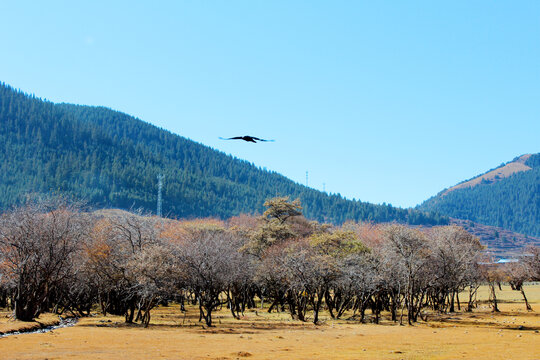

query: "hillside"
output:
450 218 540 259
419 154 540 237
0 82 447 225
441 154 533 196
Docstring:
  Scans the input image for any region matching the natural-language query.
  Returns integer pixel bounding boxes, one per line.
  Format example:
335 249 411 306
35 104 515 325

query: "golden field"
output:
1 284 539 360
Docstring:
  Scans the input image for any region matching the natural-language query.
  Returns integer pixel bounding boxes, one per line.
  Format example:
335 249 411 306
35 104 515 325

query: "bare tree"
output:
334 252 379 322
173 225 245 327
523 246 540 281
0 200 87 321
505 261 533 311
51 243 99 317
481 263 503 313
426 226 483 313
0 196 509 329
255 244 289 314
310 230 369 322
270 240 314 322
126 244 178 327
381 224 429 325
86 210 161 323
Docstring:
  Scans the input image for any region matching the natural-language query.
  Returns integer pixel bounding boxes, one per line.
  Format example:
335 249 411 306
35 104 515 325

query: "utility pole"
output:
157 174 164 217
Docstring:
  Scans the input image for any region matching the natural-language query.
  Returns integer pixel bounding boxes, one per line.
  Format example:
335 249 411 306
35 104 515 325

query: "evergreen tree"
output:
0 82 447 226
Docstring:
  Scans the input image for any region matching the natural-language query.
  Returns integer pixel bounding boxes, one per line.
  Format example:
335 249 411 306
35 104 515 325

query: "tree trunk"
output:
466 285 478 312
489 283 500 312
325 292 336 319
520 287 532 311
312 290 325 324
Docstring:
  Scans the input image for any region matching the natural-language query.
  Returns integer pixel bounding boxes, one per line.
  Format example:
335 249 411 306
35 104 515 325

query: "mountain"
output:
450 218 540 259
418 154 540 237
0 82 447 225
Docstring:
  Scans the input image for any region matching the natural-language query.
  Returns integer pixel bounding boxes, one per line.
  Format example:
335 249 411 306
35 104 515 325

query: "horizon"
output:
1 1 539 207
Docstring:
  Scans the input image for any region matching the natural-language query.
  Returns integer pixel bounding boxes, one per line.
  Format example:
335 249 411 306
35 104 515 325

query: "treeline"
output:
419 154 540 237
0 82 447 226
1 197 537 326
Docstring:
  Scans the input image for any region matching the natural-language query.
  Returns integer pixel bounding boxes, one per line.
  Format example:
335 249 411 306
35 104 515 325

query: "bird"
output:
219 136 274 143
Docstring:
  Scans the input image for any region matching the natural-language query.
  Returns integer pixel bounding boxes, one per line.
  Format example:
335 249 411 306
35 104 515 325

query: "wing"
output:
249 136 275 142
219 136 244 140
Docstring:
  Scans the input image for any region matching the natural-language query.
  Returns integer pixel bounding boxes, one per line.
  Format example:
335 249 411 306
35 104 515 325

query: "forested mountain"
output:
419 154 540 237
0 82 447 225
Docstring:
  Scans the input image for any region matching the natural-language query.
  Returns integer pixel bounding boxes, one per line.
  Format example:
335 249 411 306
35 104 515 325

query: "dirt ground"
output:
1 284 539 359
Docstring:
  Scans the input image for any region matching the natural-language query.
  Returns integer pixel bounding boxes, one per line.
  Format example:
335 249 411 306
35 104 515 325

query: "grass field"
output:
1 284 539 359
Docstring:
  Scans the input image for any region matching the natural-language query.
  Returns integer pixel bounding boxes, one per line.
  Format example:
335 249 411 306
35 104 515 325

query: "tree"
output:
426 226 482 313
523 246 540 281
126 244 178 326
173 224 245 327
263 197 302 224
243 197 305 257
0 83 449 228
480 261 503 313
310 230 370 321
381 224 429 325
505 261 533 311
0 200 87 321
267 240 318 323
86 210 161 323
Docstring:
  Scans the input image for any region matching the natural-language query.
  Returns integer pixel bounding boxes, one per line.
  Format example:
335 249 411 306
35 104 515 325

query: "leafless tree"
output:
51 242 99 317
254 243 289 314
380 224 429 325
426 226 483 313
523 246 540 281
481 263 503 312
334 252 379 322
505 260 533 311
309 230 371 322
0 200 87 321
0 196 515 328
86 210 161 323
173 225 245 327
126 244 178 327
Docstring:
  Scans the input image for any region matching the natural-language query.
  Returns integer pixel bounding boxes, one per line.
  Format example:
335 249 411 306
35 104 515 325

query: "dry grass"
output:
0 284 539 359
0 312 59 335
443 154 532 195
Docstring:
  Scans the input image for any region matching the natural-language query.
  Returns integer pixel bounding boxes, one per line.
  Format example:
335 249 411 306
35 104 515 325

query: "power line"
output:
157 174 164 217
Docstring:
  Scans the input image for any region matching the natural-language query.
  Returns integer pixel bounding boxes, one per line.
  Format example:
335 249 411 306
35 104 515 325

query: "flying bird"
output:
219 136 275 143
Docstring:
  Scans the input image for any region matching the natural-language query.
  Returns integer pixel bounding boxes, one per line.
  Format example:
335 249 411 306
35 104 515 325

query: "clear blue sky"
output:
1 1 539 208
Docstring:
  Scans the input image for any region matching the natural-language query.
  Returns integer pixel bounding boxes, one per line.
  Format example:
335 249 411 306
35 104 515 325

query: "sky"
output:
1 1 539 208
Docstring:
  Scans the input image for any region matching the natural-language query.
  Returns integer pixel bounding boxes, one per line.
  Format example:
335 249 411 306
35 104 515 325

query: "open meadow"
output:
1 284 539 360
2 2 540 359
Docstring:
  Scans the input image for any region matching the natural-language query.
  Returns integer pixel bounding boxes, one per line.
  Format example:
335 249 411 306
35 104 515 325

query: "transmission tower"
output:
157 174 164 217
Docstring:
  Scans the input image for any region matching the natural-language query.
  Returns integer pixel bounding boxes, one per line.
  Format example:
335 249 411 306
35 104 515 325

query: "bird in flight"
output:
219 136 275 143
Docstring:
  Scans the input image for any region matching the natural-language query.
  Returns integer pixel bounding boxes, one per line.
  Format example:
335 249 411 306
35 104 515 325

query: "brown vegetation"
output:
0 285 539 359
451 218 540 259
442 154 532 196
1 197 539 358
